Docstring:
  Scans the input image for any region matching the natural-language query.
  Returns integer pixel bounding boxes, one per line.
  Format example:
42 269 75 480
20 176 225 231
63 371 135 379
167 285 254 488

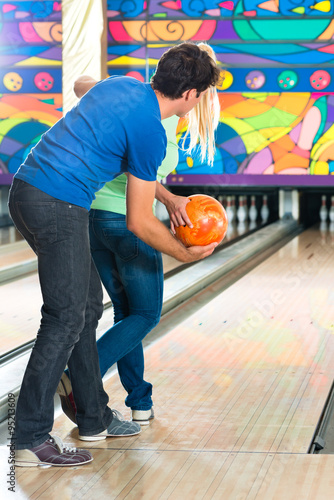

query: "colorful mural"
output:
0 93 62 174
108 0 334 185
1 1 333 185
175 92 334 176
0 1 62 183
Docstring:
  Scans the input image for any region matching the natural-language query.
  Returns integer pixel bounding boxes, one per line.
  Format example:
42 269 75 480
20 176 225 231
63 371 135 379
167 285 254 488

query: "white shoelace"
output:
51 435 77 453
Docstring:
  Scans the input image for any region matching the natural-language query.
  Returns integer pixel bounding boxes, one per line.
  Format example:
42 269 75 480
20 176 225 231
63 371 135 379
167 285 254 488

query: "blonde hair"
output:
181 43 220 166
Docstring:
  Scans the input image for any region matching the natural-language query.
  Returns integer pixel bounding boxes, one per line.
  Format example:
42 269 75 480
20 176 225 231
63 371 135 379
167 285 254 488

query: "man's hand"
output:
181 242 218 263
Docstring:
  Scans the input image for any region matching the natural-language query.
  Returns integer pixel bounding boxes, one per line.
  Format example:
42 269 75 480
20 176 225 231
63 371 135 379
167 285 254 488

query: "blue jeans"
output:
89 209 164 411
8 179 113 449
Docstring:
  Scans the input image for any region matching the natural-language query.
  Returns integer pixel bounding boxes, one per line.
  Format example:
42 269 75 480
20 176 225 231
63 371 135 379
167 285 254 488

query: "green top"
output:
91 115 179 215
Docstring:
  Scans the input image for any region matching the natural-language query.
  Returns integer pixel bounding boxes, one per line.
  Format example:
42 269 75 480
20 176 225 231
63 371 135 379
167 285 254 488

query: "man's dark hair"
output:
151 42 220 99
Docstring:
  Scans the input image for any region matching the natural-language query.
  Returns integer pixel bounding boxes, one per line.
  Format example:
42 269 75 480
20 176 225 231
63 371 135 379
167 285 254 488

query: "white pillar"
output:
62 0 107 113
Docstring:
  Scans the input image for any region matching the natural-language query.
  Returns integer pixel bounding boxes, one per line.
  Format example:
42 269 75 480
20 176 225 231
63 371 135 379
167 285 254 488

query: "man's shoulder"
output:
97 77 156 111
99 75 146 91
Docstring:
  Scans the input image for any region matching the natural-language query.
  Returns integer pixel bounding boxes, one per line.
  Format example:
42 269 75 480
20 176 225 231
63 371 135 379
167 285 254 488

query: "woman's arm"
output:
155 181 192 232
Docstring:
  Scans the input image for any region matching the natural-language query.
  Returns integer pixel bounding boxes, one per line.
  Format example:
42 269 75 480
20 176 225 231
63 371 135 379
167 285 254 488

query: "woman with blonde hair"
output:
181 43 220 169
58 43 221 426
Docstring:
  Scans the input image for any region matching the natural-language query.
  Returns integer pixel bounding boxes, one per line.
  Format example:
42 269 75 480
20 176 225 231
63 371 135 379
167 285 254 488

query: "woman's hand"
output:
164 194 193 234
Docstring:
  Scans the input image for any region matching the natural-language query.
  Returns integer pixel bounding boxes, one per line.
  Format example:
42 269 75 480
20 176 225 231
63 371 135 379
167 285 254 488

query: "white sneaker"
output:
132 408 154 426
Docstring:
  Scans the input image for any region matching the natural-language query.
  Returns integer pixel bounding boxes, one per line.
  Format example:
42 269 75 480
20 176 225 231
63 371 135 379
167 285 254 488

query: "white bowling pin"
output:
249 195 257 222
226 196 234 223
237 196 247 223
261 195 269 223
231 195 237 221
244 195 249 221
329 195 334 222
320 195 328 222
9 226 17 244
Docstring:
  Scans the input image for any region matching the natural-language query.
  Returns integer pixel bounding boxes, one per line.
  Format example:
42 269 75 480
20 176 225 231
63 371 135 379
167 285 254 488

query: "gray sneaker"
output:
15 436 93 467
132 408 154 425
78 410 141 441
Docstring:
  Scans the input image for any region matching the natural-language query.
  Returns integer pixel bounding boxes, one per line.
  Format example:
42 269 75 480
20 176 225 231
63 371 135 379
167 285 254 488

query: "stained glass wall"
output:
107 0 334 186
0 1 62 184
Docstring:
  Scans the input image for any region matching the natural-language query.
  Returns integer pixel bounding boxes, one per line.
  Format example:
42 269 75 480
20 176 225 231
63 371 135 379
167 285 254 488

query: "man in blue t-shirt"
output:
9 42 220 468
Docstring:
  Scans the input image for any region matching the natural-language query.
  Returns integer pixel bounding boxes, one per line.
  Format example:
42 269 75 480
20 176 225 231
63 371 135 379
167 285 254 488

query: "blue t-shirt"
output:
15 77 167 210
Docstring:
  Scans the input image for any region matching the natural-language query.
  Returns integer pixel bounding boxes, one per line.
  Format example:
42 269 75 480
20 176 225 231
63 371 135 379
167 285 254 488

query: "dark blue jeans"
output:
8 179 113 449
89 209 164 411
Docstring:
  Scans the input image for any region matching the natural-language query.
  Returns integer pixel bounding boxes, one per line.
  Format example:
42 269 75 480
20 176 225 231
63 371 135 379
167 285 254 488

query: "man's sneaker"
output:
132 408 154 426
15 436 93 467
78 409 141 441
56 372 77 424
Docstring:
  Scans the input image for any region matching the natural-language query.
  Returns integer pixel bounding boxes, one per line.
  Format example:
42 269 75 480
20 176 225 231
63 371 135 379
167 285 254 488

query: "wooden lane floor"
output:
0 219 250 276
0 225 23 246
0 221 259 358
6 448 334 500
0 240 34 269
5 224 334 498
0 251 178 357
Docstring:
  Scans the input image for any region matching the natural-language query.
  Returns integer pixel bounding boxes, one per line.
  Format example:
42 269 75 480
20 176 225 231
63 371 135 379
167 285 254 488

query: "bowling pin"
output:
226 196 234 223
218 195 227 209
9 225 17 244
329 195 334 222
244 196 249 221
249 195 257 222
261 195 269 223
231 195 237 221
319 195 328 222
237 196 247 223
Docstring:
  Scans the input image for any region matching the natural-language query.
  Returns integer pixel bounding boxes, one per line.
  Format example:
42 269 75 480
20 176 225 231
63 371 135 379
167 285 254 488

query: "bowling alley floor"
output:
1 224 334 499
0 219 263 358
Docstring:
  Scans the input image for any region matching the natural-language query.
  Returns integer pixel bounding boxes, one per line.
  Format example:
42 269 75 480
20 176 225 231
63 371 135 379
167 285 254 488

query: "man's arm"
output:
73 76 98 98
126 174 217 263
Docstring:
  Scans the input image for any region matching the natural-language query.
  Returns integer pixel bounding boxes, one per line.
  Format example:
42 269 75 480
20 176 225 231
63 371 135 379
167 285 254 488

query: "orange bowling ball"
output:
175 194 228 247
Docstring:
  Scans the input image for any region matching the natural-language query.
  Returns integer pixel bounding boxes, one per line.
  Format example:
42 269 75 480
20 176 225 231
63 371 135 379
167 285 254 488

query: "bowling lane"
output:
0 225 23 245
0 214 263 284
72 223 333 452
0 252 184 358
8 223 334 499
66 223 334 454
0 220 263 357
0 218 292 418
